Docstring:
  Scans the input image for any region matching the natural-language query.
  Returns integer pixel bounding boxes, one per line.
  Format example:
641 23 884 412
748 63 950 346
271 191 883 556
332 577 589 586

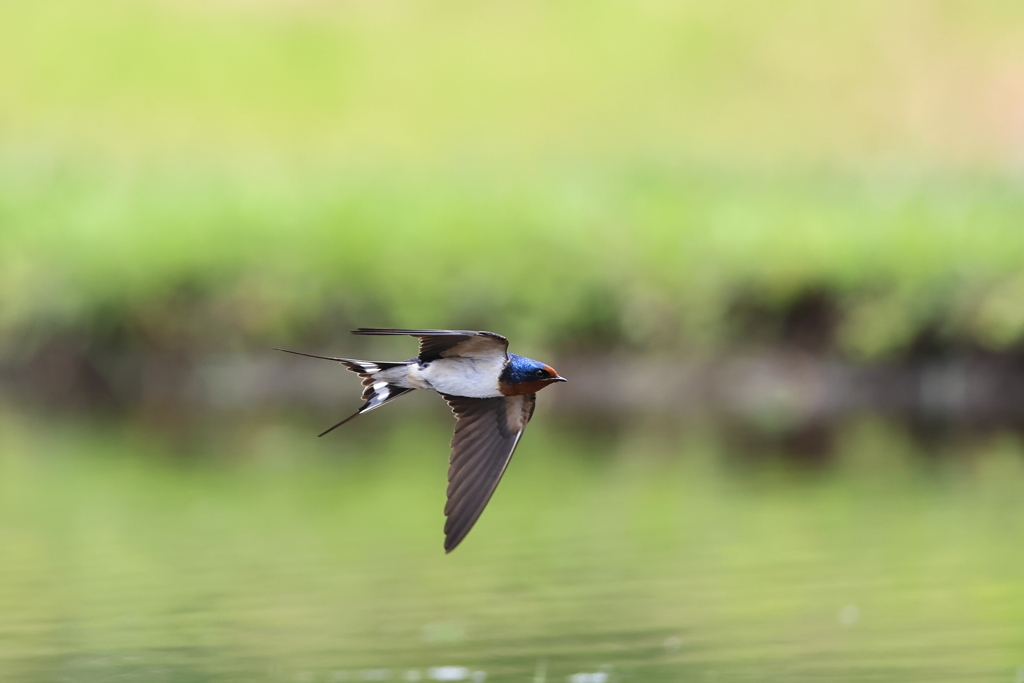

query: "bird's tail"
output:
273 348 415 436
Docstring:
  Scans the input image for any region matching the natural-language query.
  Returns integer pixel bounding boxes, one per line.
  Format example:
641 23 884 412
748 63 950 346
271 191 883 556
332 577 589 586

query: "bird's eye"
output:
534 368 548 378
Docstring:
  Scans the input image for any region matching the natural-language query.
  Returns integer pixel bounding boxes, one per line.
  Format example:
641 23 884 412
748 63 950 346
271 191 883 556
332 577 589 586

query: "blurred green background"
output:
4 0 1024 355
2 1 1024 681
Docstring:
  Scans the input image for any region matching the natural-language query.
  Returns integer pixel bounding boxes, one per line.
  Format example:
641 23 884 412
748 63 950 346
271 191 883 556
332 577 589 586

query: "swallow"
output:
275 328 567 552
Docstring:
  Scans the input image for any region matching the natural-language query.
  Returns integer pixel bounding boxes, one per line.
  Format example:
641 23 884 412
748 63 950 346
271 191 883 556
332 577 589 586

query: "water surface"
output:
1 409 1022 682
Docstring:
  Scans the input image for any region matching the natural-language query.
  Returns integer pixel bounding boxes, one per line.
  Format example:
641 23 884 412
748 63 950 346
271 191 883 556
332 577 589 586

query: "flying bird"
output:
275 328 567 552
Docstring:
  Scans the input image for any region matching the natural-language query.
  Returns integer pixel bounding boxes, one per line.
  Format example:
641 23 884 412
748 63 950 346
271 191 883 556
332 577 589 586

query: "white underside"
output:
378 356 505 398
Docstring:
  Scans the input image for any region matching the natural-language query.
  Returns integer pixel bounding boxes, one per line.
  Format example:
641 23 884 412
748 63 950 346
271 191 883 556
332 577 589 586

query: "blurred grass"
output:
3 0 1024 354
2 408 1023 681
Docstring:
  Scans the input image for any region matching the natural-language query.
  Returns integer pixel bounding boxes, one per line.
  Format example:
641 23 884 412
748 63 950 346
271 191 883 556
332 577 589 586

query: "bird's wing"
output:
352 328 509 363
442 393 537 552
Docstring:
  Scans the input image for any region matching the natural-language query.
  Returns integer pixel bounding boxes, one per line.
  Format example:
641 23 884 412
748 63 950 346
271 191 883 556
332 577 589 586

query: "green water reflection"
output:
1 409 1023 682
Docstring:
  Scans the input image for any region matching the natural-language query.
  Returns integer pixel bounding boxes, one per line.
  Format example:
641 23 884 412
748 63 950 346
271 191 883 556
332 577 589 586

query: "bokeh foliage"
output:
3 0 1024 354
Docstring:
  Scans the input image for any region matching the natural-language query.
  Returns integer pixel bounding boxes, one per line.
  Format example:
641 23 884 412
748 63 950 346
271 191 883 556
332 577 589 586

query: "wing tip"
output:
352 328 473 336
443 532 465 553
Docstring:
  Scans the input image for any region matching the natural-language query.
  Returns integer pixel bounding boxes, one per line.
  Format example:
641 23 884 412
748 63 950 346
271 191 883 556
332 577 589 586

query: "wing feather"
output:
441 394 536 552
352 328 509 363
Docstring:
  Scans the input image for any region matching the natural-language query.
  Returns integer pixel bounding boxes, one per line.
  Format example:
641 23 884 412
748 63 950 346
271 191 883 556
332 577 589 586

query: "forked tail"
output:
273 348 415 436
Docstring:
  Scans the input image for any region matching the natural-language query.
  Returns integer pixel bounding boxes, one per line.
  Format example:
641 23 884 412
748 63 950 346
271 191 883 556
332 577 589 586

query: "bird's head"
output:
499 353 568 395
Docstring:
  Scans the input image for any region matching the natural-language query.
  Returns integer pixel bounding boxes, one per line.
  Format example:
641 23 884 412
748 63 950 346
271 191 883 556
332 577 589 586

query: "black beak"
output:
552 376 568 382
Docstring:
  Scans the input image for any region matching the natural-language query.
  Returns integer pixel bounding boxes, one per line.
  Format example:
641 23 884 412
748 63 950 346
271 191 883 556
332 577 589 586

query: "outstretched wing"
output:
442 393 537 552
352 328 509 363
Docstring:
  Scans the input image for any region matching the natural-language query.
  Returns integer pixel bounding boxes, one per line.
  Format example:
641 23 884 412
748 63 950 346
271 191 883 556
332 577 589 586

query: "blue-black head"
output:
499 353 567 395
